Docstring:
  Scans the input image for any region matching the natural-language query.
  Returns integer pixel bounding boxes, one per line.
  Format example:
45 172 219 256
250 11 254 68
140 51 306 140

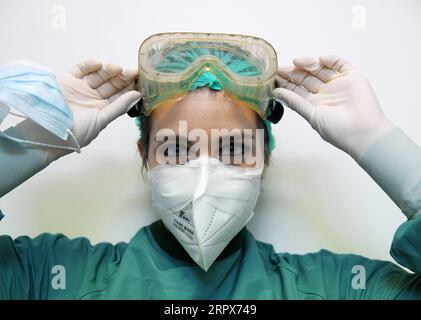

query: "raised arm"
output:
0 60 141 198
273 56 421 299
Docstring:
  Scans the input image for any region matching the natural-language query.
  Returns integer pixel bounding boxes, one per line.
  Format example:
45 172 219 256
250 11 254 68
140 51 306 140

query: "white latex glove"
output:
273 56 395 160
57 59 141 152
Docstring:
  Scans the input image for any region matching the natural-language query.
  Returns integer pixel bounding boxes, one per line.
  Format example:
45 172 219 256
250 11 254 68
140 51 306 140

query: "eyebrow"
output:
154 135 192 148
219 133 256 143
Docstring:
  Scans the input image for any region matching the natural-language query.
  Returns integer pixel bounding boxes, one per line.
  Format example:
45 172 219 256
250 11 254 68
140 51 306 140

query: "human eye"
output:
219 137 245 165
163 140 188 164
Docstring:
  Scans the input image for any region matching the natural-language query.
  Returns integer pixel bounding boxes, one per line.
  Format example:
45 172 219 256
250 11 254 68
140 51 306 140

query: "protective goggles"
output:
128 32 284 123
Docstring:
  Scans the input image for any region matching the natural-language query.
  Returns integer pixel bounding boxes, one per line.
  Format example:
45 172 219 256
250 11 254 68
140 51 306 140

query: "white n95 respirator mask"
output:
147 156 263 271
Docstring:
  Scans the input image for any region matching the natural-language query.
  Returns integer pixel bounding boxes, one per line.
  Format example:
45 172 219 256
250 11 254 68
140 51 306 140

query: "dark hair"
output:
136 113 270 173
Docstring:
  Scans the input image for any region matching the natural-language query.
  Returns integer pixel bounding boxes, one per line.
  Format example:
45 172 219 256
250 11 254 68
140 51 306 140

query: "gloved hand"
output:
273 56 395 160
57 59 141 152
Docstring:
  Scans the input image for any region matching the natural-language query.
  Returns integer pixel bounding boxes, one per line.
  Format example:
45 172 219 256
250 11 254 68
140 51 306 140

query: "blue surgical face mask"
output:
0 62 73 140
0 62 80 152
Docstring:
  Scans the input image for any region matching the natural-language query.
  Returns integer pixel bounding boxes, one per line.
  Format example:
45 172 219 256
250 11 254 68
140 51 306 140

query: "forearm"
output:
0 126 52 198
355 126 421 274
357 126 421 219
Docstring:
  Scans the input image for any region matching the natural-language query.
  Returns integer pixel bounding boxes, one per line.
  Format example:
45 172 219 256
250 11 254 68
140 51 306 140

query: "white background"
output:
0 0 420 263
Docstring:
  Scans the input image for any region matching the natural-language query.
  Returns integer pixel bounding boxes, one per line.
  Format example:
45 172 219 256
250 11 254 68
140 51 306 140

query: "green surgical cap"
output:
189 70 222 91
136 47 275 153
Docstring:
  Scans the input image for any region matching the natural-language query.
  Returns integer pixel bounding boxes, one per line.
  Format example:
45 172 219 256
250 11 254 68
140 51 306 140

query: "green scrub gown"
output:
1 128 421 300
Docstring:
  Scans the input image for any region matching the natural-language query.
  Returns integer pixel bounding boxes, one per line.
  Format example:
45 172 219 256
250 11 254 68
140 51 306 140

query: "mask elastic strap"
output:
8 110 27 118
67 129 81 153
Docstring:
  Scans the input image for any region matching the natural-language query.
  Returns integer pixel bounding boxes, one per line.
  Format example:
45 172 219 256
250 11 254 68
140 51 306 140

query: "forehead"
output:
149 88 260 134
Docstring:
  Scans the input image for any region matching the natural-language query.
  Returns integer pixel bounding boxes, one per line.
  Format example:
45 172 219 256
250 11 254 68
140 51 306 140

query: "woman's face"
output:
147 87 265 169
